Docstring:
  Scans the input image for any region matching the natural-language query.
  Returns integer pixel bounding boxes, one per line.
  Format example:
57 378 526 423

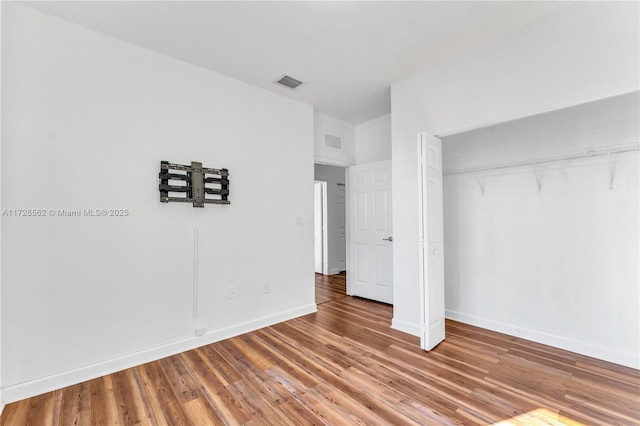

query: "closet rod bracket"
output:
474 174 485 196
530 159 542 192
608 148 615 190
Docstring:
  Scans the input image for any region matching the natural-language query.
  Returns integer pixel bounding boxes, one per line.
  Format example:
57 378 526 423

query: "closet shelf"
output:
443 143 639 176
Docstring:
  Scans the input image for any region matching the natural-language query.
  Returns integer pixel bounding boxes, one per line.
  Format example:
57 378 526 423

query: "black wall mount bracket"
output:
159 161 230 207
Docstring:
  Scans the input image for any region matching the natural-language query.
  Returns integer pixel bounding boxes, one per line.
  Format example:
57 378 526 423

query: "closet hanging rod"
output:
443 143 639 176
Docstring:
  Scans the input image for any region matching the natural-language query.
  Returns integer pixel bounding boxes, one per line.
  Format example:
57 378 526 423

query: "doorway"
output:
314 164 348 304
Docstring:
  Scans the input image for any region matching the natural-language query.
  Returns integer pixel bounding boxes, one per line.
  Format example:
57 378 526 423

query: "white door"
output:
313 182 327 274
348 160 393 304
418 133 445 350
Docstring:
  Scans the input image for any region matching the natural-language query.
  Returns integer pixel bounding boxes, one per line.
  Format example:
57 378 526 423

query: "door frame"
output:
314 181 328 275
314 159 350 283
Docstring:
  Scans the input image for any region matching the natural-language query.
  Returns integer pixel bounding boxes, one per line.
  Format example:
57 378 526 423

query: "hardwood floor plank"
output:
259 327 348 377
0 397 29 426
337 366 450 425
136 362 188 425
179 349 250 424
254 328 344 383
21 393 53 426
570 370 640 400
226 379 295 426
195 345 243 386
268 321 353 371
4 391 58 426
350 351 468 417
111 369 153 426
272 394 328 425
2 273 638 425
157 356 199 404
564 379 640 419
262 366 310 399
213 338 291 407
181 397 219 425
451 407 489 425
492 407 578 426
99 375 125 425
295 386 369 426
383 343 491 381
312 380 397 425
61 381 91 426
130 368 160 426
245 332 322 391
131 364 168 426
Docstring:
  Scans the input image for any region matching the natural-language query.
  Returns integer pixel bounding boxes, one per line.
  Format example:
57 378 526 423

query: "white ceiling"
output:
23 1 570 125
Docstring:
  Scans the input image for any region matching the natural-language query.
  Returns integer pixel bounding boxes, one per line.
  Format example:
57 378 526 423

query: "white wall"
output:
444 93 639 368
355 114 391 164
314 164 346 275
314 112 356 166
391 1 639 342
1 3 315 402
394 1 639 138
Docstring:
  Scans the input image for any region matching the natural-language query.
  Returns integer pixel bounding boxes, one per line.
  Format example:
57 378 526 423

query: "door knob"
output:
383 236 393 242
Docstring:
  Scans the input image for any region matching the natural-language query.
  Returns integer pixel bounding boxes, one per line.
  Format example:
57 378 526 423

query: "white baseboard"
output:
3 304 317 404
328 268 341 275
446 309 639 370
391 318 421 337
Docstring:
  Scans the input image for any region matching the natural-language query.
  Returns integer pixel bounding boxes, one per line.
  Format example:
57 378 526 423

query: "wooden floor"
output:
2 274 639 425
315 272 347 305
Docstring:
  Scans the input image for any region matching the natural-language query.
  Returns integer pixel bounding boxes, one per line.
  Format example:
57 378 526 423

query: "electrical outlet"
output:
263 282 271 294
228 286 238 299
195 327 207 336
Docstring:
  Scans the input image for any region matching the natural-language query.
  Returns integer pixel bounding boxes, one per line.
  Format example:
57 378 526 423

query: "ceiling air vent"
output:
274 74 304 90
324 134 342 151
